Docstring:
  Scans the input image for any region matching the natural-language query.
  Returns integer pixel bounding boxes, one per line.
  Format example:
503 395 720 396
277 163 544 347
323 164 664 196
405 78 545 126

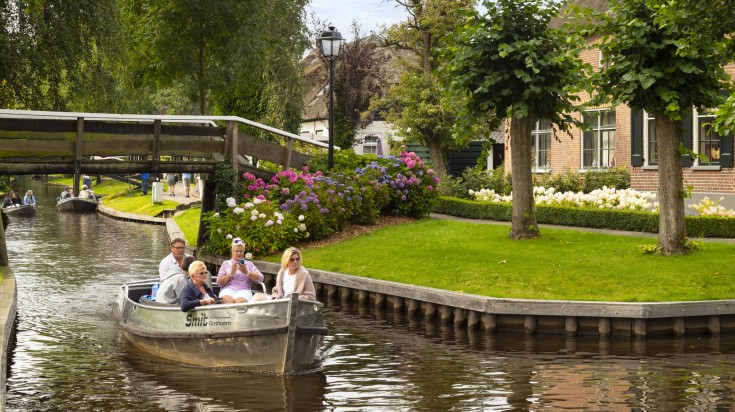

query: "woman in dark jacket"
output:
180 260 218 312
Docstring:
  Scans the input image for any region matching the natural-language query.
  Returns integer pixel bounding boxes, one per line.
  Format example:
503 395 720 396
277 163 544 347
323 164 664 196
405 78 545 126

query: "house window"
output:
582 110 616 169
695 109 721 165
362 135 379 155
531 119 551 171
644 112 658 166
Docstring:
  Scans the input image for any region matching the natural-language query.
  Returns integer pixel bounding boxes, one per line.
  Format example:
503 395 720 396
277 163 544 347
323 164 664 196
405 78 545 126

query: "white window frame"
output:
694 108 721 167
531 119 552 172
362 135 379 155
643 111 658 167
581 109 616 170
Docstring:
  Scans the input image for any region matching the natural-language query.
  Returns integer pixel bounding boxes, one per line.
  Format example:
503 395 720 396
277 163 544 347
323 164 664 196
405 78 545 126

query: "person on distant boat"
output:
60 186 73 199
23 190 36 206
159 237 191 280
216 237 264 304
156 255 196 304
180 260 217 312
2 191 21 208
78 185 95 200
252 247 316 302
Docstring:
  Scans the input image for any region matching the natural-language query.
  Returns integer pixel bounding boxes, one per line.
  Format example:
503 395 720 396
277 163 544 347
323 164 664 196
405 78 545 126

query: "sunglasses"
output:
233 239 245 245
290 257 301 262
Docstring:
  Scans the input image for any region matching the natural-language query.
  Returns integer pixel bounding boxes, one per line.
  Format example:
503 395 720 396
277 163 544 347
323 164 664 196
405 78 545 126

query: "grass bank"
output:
175 207 200 246
295 219 735 302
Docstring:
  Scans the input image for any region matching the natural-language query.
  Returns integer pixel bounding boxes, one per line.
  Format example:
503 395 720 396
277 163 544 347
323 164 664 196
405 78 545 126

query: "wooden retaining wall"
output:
197 256 735 338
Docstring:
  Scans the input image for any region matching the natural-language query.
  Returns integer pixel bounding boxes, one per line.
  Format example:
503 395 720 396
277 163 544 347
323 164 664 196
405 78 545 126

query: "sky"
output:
306 0 408 41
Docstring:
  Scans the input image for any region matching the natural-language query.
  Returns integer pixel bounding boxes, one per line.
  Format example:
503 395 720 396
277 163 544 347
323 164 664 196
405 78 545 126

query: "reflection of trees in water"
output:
326 302 735 410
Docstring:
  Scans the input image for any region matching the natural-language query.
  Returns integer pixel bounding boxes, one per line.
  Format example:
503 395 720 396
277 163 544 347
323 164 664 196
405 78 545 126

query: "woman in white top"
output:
253 247 316 301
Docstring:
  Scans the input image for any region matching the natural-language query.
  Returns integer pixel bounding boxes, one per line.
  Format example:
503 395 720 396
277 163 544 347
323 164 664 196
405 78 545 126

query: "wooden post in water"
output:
0 211 8 266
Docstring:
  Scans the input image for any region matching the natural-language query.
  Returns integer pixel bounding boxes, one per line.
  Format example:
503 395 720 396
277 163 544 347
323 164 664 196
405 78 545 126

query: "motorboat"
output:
1 204 36 217
113 279 327 374
56 197 98 212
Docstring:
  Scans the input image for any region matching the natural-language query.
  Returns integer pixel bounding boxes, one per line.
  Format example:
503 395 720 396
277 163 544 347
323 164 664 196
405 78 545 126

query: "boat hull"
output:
114 280 326 373
56 197 98 212
2 205 36 216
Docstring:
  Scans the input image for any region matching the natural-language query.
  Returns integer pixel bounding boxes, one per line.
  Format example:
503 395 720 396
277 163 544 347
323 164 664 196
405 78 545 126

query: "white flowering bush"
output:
471 186 658 212
689 197 735 217
202 196 306 256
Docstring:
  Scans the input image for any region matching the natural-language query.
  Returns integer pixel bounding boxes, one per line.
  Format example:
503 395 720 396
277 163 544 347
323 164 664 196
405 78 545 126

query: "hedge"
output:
434 196 735 238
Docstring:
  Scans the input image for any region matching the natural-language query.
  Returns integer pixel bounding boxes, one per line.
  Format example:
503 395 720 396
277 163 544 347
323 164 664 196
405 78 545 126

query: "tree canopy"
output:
441 0 588 239
590 0 733 254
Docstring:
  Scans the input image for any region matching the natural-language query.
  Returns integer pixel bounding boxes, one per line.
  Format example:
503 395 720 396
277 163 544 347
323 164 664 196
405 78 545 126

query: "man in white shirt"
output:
159 238 190 280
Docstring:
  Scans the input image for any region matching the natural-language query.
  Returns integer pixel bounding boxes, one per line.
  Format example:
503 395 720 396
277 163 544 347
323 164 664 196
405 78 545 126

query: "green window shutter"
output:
721 131 733 167
631 109 643 167
681 113 693 167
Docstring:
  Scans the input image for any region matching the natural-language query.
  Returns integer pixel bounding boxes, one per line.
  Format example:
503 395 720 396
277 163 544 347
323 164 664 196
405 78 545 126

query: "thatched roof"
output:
300 35 412 122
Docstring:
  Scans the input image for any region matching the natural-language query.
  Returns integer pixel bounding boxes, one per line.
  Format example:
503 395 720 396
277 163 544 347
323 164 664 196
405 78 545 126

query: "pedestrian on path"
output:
166 173 177 197
182 172 192 198
140 172 150 195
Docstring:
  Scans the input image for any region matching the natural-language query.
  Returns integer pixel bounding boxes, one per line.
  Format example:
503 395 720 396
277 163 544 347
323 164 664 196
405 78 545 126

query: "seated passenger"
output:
78 184 95 200
180 260 217 312
252 247 316 302
2 191 21 208
23 190 36 206
159 238 191 281
156 255 196 304
60 187 73 199
216 238 264 304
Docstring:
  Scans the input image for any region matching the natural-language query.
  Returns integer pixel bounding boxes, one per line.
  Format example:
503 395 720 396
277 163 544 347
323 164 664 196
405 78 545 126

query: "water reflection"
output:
4 176 735 410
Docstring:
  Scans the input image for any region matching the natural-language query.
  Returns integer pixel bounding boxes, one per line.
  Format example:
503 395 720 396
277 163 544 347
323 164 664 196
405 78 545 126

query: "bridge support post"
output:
196 177 217 249
226 121 239 185
0 210 7 266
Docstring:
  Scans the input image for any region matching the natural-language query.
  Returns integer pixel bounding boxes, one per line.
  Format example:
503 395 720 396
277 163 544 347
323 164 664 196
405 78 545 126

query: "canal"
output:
4 176 735 411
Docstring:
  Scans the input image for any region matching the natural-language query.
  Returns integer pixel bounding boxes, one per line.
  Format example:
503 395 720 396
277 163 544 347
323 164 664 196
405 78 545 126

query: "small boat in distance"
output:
113 279 327 374
1 204 36 217
56 197 98 212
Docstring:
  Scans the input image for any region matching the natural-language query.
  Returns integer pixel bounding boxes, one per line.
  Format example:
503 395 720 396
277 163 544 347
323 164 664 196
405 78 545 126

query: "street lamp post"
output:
318 26 344 170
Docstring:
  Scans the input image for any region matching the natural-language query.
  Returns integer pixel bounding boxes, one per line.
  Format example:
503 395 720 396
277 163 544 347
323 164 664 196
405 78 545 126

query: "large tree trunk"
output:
655 113 687 255
425 136 447 183
509 115 539 239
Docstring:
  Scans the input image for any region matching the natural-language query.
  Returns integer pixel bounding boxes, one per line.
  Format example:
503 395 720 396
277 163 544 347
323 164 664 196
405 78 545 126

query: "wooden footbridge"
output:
0 109 333 265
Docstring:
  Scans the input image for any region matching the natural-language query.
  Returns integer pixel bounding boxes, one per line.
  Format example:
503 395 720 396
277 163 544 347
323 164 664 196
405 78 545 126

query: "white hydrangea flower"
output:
226 234 233 239
217 228 222 233
293 228 299 233
226 197 237 208
244 202 254 209
245 253 253 260
258 213 266 219
250 209 259 216
213 212 220 218
253 198 263 205
233 207 244 215
276 219 283 225
298 215 305 221
265 220 274 227
251 215 258 221
298 223 307 232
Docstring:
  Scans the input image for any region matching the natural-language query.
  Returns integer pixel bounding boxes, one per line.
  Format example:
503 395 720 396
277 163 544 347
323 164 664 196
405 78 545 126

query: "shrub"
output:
583 167 630 192
443 166 511 199
382 151 440 218
534 169 583 193
201 197 306 257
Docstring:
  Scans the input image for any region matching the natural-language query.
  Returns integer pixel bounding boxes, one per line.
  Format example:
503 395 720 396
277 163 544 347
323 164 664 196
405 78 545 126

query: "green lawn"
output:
175 207 201 246
297 219 735 302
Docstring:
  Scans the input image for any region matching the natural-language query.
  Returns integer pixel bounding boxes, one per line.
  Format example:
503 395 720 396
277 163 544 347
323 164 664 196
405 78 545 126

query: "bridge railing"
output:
0 109 334 175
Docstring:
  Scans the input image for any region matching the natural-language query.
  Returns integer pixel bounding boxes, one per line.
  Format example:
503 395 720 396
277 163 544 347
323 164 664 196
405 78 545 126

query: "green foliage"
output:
212 162 239 211
0 177 10 193
590 0 731 119
534 170 582 193
203 152 440 256
442 0 589 134
436 196 735 238
440 166 512 199
582 167 630 192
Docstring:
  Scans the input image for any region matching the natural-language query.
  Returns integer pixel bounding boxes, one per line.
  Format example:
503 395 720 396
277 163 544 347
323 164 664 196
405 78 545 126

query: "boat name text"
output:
185 313 232 327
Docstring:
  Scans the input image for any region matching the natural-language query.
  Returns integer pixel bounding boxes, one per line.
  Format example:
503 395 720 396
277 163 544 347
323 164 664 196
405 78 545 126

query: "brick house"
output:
504 3 735 195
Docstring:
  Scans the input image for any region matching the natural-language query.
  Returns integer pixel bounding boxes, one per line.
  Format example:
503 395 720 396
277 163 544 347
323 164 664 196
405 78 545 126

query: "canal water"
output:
4 177 735 411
